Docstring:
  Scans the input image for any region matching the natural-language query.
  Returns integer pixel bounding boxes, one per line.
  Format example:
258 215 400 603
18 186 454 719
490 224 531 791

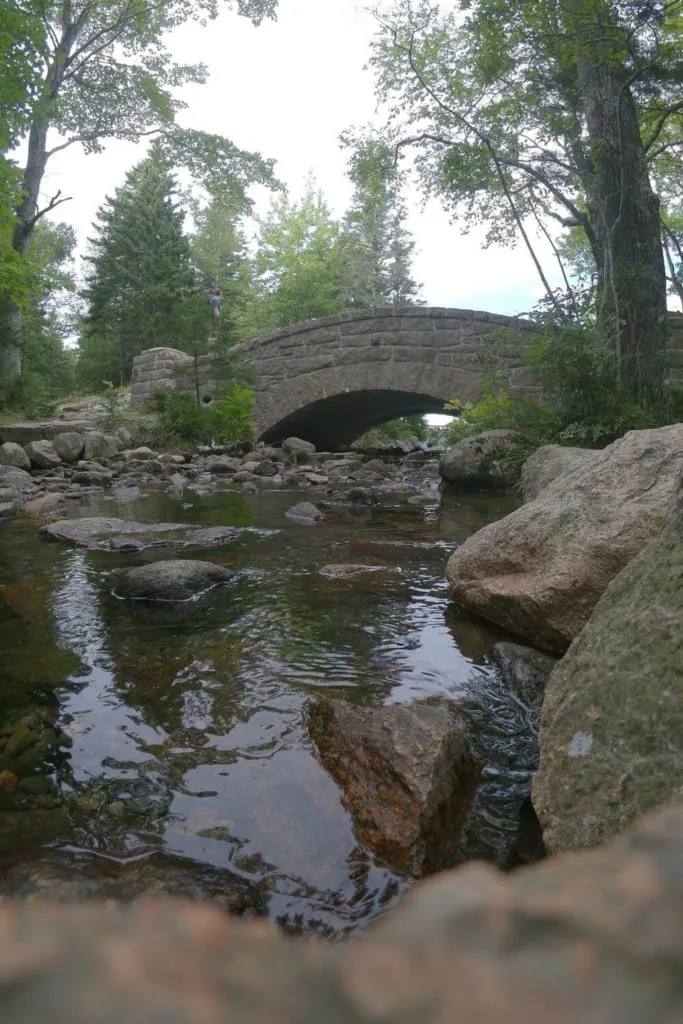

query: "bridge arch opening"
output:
259 389 451 451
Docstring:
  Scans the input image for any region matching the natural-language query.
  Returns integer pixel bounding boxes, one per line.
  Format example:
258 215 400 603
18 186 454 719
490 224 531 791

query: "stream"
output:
0 480 540 936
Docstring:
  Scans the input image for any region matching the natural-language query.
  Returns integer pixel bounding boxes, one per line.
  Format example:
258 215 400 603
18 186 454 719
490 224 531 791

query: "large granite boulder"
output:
533 490 683 854
39 517 242 552
0 441 31 470
3 803 683 1022
445 425 683 650
52 432 85 463
307 698 481 876
24 439 61 469
439 430 522 491
117 560 235 602
520 444 597 501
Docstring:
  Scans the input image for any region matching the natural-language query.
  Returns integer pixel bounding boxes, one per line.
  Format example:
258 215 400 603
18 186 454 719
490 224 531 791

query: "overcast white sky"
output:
39 0 560 314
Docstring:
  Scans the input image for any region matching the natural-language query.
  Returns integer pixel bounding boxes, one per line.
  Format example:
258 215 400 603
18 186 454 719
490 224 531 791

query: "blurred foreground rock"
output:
3 803 683 1022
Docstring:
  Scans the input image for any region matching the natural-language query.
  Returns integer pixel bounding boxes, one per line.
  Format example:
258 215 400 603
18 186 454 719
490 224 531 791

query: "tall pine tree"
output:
339 139 421 309
80 149 196 389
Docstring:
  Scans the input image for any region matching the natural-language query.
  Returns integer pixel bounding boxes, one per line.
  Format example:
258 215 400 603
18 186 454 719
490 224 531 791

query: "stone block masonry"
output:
129 308 683 450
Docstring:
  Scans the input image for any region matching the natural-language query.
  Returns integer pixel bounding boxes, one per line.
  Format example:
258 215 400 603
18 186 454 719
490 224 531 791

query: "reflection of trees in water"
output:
0 572 81 705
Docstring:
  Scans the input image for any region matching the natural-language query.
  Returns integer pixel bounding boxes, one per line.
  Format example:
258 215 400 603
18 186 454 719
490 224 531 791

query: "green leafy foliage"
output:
238 182 345 335
2 0 280 379
356 414 431 446
150 385 255 445
446 315 665 453
365 0 683 405
190 199 253 340
0 219 79 415
0 3 45 315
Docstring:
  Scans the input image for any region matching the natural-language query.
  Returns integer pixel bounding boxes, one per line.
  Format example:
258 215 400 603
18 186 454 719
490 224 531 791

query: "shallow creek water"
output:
0 481 539 935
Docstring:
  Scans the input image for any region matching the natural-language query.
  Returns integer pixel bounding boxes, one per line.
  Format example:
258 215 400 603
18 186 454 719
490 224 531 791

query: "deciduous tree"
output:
367 0 683 405
240 182 344 334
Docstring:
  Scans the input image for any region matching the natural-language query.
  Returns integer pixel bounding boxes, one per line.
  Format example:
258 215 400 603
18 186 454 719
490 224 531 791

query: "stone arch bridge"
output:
130 307 683 450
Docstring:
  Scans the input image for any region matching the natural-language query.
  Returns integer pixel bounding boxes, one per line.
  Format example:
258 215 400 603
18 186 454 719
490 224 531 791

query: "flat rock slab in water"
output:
39 517 243 552
117 560 235 602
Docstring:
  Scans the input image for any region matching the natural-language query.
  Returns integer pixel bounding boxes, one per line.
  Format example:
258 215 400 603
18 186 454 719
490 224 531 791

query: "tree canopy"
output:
364 0 683 404
0 0 280 379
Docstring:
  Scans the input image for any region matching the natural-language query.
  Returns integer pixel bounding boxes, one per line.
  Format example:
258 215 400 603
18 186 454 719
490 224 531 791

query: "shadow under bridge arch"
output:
259 389 449 451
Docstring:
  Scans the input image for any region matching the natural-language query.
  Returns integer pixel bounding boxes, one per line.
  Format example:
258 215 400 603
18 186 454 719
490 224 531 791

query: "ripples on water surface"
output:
0 484 539 934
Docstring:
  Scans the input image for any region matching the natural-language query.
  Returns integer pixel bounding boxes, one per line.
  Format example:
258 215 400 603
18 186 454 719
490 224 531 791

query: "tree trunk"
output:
0 301 23 384
2 117 51 381
577 54 667 406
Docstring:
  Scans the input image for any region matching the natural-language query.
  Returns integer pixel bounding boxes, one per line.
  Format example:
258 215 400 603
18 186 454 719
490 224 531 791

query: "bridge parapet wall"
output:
129 308 683 439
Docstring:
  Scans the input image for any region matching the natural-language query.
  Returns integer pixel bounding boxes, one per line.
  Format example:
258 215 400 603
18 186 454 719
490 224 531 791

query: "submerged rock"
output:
520 444 597 501
39 517 243 552
21 493 67 520
0 849 259 914
489 642 558 712
308 698 481 877
446 425 683 650
533 490 683 855
439 430 522 491
285 501 324 524
319 564 401 580
117 560 235 602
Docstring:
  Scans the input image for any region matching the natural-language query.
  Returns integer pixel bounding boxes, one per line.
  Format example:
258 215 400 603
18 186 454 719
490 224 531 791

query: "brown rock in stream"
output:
307 698 481 876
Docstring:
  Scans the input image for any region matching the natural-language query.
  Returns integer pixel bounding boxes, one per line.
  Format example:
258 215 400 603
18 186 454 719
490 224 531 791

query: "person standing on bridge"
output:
209 288 222 319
